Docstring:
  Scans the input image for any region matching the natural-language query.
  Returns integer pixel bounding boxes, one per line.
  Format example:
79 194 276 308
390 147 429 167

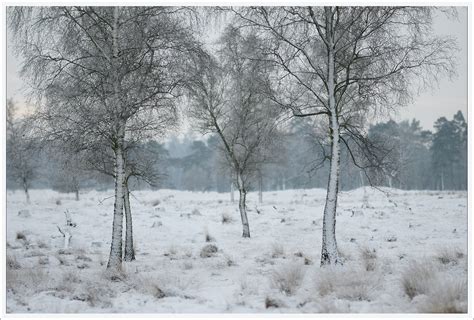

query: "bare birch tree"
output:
187 27 281 238
9 6 198 271
6 99 38 203
227 6 456 264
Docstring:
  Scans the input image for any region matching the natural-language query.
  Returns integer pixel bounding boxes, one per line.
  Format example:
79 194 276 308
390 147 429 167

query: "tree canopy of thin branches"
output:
9 6 201 271
226 6 457 265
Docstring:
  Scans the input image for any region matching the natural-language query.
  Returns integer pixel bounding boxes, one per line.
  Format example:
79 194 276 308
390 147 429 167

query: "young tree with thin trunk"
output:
48 147 90 201
227 6 456 265
187 27 281 238
6 99 37 203
10 6 198 271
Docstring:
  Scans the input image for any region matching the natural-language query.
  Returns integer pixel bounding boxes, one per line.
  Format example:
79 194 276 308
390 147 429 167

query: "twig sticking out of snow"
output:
56 226 72 249
64 210 77 227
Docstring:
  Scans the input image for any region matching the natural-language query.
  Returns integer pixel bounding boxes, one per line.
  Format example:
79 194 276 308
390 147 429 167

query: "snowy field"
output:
6 187 468 313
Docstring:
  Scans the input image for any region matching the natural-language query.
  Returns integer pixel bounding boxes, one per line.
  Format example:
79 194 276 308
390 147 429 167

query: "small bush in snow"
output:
204 229 215 242
164 245 177 258
38 256 49 265
37 240 49 249
64 274 116 308
7 267 47 294
55 199 62 205
56 271 81 293
73 285 114 308
76 252 93 262
55 253 70 266
224 255 236 267
16 231 26 241
435 247 465 265
148 283 167 299
24 250 45 258
192 208 201 216
221 213 233 224
102 268 128 282
18 210 31 218
314 297 349 313
200 244 218 258
271 264 305 296
265 296 284 309
360 247 377 271
7 255 21 270
131 274 168 299
271 243 284 258
401 261 436 299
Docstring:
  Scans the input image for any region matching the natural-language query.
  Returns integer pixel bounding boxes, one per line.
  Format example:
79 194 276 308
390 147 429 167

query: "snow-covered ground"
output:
6 187 468 313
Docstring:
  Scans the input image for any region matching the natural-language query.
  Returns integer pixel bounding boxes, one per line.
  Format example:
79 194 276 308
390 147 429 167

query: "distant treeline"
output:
7 111 467 193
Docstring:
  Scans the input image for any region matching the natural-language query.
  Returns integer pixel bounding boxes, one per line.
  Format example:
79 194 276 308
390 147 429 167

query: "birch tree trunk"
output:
23 177 30 204
441 170 445 191
258 170 263 204
320 14 341 265
321 115 342 265
123 178 135 261
237 172 250 238
230 180 235 203
106 6 125 271
107 137 126 270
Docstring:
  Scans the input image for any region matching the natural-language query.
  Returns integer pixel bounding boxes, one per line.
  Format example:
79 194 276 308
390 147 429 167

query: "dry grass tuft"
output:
16 231 27 241
7 266 48 294
204 228 215 243
7 255 21 270
418 278 467 313
360 247 377 271
271 243 284 258
129 274 168 299
221 213 234 224
271 264 305 296
265 296 284 308
435 247 465 266
200 244 218 258
401 261 436 299
316 265 378 301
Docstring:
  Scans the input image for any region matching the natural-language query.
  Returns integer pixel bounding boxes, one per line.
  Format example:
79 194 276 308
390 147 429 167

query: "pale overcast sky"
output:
6 6 468 131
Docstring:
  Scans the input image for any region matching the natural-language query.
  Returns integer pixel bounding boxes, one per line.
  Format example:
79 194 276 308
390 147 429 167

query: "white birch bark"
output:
258 171 263 204
106 6 125 271
23 178 30 204
123 179 135 262
320 10 341 265
107 138 125 270
237 172 250 238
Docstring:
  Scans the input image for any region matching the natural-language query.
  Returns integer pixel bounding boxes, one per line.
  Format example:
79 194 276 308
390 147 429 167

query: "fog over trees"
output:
7 6 463 271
